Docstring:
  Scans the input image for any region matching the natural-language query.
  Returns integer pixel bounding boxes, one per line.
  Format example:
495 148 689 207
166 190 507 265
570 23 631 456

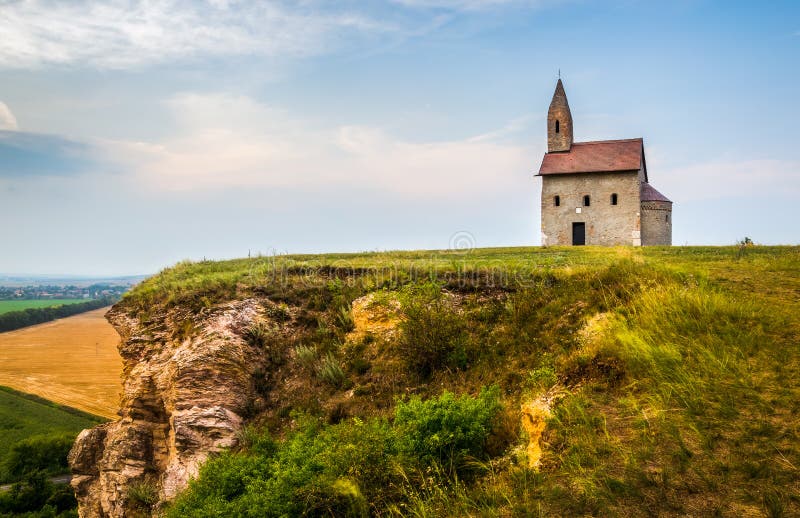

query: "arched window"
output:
611 193 618 205
554 195 560 207
555 120 560 133
583 195 591 207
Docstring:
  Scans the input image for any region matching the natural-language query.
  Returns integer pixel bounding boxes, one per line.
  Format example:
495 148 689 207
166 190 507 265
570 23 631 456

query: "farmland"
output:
0 308 123 419
0 299 85 315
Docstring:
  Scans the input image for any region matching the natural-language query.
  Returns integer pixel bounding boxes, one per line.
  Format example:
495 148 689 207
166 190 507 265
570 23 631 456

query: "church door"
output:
572 222 585 245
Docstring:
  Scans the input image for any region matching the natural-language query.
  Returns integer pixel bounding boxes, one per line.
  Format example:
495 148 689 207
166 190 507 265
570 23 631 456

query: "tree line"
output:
0 297 117 333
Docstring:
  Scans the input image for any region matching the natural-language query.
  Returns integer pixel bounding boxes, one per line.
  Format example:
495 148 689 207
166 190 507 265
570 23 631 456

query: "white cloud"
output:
98 93 537 197
0 102 18 130
660 159 800 202
0 0 386 69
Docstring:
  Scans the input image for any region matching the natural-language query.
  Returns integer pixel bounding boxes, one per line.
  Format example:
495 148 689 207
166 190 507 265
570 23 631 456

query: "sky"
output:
0 0 798 276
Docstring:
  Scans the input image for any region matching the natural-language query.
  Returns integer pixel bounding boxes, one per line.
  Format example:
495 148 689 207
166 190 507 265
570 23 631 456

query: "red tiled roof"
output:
538 138 644 175
640 182 671 203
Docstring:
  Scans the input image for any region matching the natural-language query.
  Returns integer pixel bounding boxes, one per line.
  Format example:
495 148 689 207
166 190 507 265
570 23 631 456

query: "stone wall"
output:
641 200 672 245
540 171 641 246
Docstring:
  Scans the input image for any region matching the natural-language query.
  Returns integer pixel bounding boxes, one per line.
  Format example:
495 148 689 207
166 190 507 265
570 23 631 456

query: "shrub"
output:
168 419 396 517
526 365 557 390
168 387 506 516
0 471 53 514
394 385 502 476
398 284 467 378
2 434 74 480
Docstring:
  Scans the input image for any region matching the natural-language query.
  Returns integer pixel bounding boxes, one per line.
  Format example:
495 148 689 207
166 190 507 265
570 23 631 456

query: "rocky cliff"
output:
69 299 265 517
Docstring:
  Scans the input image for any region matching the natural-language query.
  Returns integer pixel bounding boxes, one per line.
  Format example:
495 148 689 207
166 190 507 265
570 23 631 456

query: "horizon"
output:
1 0 799 276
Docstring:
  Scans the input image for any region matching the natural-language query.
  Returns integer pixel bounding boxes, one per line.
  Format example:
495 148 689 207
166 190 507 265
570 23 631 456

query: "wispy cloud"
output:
98 93 536 196
0 0 387 69
467 114 536 142
392 0 545 10
0 103 18 131
0 131 93 177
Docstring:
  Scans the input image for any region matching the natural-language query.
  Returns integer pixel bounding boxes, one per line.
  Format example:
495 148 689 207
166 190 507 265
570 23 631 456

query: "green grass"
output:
0 299 87 316
0 386 105 483
117 246 800 517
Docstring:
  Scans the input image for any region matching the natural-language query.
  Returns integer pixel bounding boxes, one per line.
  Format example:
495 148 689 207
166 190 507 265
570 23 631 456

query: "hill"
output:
70 246 800 517
0 386 104 484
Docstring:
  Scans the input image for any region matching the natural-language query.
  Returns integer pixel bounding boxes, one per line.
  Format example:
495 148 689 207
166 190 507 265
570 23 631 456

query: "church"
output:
536 80 672 246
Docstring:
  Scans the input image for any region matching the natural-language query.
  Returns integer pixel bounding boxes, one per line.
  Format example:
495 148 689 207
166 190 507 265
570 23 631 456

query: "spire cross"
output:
558 68 560 79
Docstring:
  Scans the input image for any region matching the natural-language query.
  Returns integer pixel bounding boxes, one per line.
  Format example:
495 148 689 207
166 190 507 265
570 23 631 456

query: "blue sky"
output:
0 0 798 275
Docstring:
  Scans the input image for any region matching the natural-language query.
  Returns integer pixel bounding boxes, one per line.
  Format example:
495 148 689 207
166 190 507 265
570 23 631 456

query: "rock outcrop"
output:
69 300 264 517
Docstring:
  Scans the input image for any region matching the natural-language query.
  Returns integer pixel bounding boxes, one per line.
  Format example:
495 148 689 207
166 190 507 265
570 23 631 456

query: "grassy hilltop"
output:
120 246 800 516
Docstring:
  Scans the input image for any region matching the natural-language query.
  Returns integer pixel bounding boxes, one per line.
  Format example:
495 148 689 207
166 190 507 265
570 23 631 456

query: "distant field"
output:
0 386 104 483
0 308 122 419
0 299 86 315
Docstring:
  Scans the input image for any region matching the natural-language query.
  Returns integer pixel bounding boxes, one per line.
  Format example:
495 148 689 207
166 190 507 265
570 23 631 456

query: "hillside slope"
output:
69 246 800 517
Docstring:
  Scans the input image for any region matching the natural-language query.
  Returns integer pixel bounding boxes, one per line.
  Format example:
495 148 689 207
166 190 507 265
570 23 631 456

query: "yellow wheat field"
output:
0 308 122 419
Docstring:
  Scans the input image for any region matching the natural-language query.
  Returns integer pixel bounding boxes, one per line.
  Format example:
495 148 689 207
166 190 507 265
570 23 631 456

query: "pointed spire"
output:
547 79 573 152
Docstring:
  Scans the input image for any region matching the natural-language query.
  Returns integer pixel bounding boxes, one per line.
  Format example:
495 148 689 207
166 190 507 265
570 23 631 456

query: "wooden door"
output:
572 222 585 246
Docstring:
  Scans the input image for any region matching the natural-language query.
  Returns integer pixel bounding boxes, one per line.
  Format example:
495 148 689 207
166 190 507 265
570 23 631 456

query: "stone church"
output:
537 80 672 246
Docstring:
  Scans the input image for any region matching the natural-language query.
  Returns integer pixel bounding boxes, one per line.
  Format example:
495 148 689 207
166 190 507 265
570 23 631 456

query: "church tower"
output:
547 79 573 152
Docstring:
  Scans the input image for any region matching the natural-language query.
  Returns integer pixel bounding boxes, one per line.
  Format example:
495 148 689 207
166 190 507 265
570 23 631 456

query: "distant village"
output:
0 284 130 301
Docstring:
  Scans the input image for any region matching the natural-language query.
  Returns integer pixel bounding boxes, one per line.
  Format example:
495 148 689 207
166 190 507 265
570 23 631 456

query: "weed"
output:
243 320 271 349
336 304 356 332
266 303 291 322
127 478 159 510
295 344 318 372
318 353 347 388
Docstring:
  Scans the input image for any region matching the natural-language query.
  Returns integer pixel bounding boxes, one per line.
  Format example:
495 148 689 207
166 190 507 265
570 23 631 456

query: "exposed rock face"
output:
69 300 264 517
520 385 566 470
347 293 400 344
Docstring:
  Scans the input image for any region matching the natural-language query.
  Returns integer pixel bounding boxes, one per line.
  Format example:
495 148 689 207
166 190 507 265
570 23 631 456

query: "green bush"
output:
0 470 77 516
168 418 395 517
398 284 468 378
394 385 502 476
2 434 74 480
168 388 505 516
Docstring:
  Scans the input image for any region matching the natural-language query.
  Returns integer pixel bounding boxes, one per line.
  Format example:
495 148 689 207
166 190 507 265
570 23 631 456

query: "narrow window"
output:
666 214 670 222
611 193 618 205
583 195 591 207
555 120 560 133
554 195 560 207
